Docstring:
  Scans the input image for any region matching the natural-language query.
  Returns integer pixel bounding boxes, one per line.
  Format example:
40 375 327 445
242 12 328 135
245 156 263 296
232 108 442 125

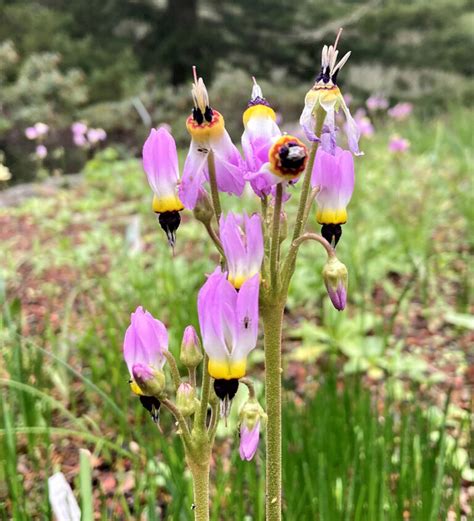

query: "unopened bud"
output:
322 255 348 311
239 398 267 432
239 398 267 461
180 325 203 368
132 363 166 397
176 382 198 416
193 188 214 225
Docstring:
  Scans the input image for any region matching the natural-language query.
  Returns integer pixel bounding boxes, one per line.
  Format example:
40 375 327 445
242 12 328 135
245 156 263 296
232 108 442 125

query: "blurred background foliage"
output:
0 0 473 182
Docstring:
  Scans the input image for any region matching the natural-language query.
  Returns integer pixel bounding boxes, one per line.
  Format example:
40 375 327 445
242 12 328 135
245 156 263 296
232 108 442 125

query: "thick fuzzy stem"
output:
188 455 210 521
262 302 284 521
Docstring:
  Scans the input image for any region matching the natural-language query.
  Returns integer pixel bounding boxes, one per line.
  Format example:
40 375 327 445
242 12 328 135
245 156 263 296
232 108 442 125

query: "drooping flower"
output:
241 80 282 195
366 94 388 112
219 212 264 289
388 135 410 153
142 127 184 247
322 256 348 311
387 102 413 121
239 398 266 461
123 306 168 394
198 269 259 414
179 68 245 209
311 146 354 246
299 30 362 156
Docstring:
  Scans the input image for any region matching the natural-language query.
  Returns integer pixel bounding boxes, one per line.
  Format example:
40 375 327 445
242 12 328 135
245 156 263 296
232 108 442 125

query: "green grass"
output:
0 108 471 518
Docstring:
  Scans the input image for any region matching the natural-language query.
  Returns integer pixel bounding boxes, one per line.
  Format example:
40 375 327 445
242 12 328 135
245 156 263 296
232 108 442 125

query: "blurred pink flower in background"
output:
35 145 48 159
366 95 388 112
388 135 410 153
87 128 107 144
353 109 374 138
25 127 38 140
71 122 88 135
343 93 353 106
388 102 413 121
25 122 49 140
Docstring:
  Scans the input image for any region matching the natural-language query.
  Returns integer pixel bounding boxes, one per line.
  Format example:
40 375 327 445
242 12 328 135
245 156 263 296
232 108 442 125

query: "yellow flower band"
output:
129 380 144 396
316 207 348 225
208 358 247 380
186 109 225 141
152 194 184 213
242 104 276 126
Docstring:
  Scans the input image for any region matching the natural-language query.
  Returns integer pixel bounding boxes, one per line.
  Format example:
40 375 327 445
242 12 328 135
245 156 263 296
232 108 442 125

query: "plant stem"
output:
197 355 211 431
207 151 222 222
189 459 210 521
163 351 181 391
262 302 284 521
270 184 283 291
203 221 225 257
292 232 335 258
281 108 325 290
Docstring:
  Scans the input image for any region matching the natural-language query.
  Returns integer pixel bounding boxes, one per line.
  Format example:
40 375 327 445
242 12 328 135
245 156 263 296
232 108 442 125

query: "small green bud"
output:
180 325 203 368
239 397 267 432
176 383 198 416
193 190 214 225
322 255 348 311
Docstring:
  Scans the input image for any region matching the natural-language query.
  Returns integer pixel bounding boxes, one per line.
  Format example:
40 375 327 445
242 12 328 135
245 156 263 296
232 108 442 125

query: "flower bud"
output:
176 382 198 417
132 363 166 397
322 255 348 311
192 188 214 225
239 398 267 461
180 325 203 368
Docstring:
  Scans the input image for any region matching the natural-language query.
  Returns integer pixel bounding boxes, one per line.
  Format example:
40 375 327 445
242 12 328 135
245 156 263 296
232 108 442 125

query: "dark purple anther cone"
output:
247 96 270 108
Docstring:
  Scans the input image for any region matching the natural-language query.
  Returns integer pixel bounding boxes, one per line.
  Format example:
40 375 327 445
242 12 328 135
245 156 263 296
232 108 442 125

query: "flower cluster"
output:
123 32 362 473
71 122 107 148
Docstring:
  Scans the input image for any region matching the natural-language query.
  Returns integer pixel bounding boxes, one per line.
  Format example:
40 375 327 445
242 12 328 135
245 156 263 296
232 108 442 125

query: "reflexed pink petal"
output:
211 130 245 196
312 147 354 218
179 141 208 209
143 127 179 197
245 164 281 199
123 306 168 376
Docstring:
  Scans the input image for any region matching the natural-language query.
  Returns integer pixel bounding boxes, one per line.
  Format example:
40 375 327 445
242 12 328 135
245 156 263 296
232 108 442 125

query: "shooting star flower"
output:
143 127 184 247
179 68 245 209
300 29 362 156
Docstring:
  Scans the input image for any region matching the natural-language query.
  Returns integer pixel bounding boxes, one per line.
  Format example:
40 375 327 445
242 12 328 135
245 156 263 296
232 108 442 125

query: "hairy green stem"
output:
163 351 181 391
292 232 335 258
270 184 283 291
282 108 325 291
161 398 193 449
203 221 225 257
240 377 256 399
262 302 284 521
197 355 211 431
189 459 210 521
207 151 222 222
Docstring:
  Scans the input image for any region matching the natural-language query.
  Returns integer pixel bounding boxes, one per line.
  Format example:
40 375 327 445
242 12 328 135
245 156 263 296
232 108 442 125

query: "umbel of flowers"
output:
123 29 359 521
